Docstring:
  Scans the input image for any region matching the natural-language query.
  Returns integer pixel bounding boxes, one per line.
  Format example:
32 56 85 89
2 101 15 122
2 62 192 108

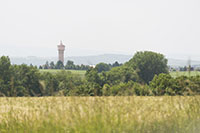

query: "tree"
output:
40 72 59 96
0 56 12 82
85 68 102 96
126 51 168 83
0 56 12 96
112 61 120 67
55 60 64 69
95 63 111 73
12 64 42 96
39 65 43 69
44 61 49 69
65 60 75 69
100 65 139 85
149 74 176 95
50 61 55 69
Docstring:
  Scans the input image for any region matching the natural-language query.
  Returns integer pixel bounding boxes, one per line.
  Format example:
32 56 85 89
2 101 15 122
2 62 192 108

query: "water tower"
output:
57 41 65 64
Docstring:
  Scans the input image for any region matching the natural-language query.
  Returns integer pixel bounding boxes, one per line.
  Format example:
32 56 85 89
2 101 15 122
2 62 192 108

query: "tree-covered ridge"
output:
0 51 200 96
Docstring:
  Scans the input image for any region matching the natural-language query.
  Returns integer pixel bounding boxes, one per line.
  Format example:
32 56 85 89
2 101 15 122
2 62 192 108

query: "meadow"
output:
39 69 86 78
170 71 200 78
0 96 200 133
39 69 200 79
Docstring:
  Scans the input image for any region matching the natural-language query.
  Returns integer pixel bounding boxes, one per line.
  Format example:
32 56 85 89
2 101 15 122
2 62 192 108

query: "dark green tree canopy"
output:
50 61 55 69
126 51 168 83
0 56 12 83
55 60 64 69
95 62 111 73
101 65 139 85
65 60 75 69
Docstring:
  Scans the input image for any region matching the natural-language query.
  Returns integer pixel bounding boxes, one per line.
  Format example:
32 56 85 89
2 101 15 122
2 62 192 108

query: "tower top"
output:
60 40 63 45
58 40 65 50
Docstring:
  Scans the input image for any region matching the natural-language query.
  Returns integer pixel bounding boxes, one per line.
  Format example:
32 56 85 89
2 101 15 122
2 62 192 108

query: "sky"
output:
0 0 200 59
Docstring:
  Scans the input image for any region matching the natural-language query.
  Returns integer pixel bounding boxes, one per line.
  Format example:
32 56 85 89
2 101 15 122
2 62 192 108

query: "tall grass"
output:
0 96 199 133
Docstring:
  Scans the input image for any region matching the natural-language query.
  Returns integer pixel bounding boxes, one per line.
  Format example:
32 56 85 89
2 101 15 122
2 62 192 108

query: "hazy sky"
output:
0 0 200 59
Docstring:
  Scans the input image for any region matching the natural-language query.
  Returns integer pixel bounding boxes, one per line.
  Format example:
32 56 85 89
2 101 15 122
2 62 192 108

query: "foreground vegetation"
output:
0 96 199 133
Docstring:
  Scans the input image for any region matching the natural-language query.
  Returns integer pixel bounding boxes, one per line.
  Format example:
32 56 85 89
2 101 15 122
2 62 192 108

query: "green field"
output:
39 69 200 79
0 96 200 133
170 71 200 78
39 69 86 78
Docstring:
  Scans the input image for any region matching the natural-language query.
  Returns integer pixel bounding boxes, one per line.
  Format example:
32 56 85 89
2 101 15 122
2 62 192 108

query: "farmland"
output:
39 69 86 78
170 71 200 78
0 96 199 133
39 69 200 79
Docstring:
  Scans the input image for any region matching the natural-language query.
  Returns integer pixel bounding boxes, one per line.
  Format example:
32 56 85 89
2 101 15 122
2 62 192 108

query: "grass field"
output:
39 69 86 78
0 96 200 133
170 71 200 78
40 69 200 79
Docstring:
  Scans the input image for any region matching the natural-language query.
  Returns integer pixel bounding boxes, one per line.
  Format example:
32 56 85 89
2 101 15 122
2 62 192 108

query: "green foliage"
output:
85 68 102 96
101 66 139 86
65 60 75 69
133 83 150 96
64 60 91 70
0 56 42 96
101 81 150 96
55 60 64 69
40 60 122 71
109 81 135 96
112 61 120 67
189 76 200 94
40 70 84 96
44 61 50 69
56 71 83 91
150 74 200 96
49 61 55 69
126 51 169 83
0 56 12 84
150 74 176 95
11 64 42 96
85 68 101 85
95 62 111 73
2 54 200 97
40 72 59 96
40 60 91 70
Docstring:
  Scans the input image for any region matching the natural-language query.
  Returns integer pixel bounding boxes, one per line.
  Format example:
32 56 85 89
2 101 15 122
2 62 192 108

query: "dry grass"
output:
0 96 200 133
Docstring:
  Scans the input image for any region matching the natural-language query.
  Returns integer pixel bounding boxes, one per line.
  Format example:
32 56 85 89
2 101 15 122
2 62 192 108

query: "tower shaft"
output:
57 41 65 64
58 50 64 63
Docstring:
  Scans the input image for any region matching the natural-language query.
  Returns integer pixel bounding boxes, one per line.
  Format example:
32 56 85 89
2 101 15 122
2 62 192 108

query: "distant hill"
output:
168 58 200 67
10 54 200 67
10 54 132 66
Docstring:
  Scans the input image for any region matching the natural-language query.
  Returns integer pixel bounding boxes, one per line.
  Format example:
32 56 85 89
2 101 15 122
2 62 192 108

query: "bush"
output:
150 74 176 96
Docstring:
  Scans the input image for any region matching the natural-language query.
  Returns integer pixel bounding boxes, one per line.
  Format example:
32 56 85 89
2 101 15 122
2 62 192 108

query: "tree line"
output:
0 51 200 97
39 60 122 71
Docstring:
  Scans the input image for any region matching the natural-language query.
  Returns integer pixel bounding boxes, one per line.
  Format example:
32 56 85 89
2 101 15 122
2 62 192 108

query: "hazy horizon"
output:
0 0 200 60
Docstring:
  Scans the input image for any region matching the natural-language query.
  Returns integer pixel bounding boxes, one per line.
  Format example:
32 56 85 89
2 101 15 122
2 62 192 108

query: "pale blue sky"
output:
0 0 200 59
